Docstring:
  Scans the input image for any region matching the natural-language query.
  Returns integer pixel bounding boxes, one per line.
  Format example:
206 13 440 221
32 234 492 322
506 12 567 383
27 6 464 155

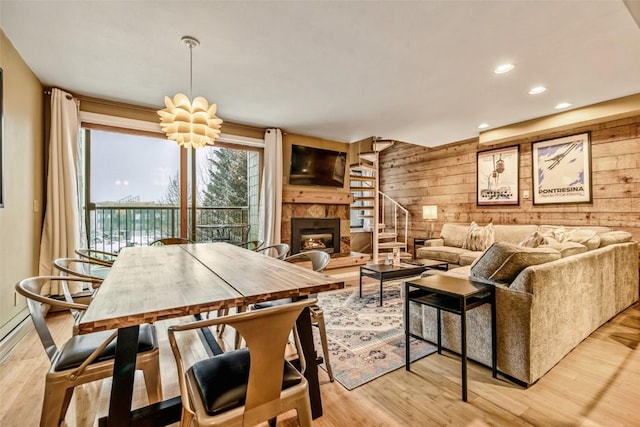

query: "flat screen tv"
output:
289 144 347 187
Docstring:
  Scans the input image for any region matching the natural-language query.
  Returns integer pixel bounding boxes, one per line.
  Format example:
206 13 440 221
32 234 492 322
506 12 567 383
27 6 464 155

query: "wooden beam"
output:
283 188 353 204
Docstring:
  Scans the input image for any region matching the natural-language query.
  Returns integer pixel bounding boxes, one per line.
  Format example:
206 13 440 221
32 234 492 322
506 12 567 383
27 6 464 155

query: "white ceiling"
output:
2 1 640 147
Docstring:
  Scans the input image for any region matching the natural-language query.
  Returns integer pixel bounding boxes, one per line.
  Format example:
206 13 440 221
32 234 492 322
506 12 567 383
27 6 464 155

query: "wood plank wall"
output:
379 114 640 256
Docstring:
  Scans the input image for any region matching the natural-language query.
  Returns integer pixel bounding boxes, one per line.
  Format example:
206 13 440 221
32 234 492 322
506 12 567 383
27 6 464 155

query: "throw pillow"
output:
541 226 566 243
540 241 588 258
470 241 561 284
564 228 600 250
598 231 633 247
462 222 495 251
519 231 547 248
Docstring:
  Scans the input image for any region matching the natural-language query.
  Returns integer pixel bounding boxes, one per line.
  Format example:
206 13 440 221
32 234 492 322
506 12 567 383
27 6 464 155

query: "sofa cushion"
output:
540 241 587 258
519 231 547 248
416 246 465 264
462 222 495 251
493 224 539 245
439 223 471 248
598 230 633 247
459 251 483 266
470 241 561 284
564 228 601 250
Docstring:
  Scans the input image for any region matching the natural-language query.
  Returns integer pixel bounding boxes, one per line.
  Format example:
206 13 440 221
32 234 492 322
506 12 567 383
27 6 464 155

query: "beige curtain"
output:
258 128 283 246
39 89 82 295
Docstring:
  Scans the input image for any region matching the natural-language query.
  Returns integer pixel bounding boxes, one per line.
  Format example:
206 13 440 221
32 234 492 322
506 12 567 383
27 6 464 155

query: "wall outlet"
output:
523 190 530 199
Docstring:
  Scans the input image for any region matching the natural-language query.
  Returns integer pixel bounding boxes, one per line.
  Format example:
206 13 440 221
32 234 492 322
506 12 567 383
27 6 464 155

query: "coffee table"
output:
359 259 448 306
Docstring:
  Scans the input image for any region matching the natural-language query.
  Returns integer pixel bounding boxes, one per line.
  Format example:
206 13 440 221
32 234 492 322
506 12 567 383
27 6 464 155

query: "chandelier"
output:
158 36 222 149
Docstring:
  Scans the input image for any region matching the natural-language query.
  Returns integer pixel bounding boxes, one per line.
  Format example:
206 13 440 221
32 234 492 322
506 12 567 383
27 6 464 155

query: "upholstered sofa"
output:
409 223 639 386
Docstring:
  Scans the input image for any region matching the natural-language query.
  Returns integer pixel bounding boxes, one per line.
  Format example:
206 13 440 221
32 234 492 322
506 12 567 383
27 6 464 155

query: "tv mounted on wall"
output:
289 144 347 187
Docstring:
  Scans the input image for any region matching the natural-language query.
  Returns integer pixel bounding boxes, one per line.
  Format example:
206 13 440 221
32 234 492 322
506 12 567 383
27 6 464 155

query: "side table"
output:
404 274 496 401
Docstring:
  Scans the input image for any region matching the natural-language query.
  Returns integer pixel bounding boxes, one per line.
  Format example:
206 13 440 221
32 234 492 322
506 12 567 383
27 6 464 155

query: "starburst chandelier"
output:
158 36 222 149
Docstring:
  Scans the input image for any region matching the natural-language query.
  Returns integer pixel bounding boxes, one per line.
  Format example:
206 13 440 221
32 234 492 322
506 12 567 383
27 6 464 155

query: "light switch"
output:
523 190 530 199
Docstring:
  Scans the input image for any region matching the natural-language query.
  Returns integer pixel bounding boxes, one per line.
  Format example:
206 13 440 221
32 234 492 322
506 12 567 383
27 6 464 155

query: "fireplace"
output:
291 218 341 255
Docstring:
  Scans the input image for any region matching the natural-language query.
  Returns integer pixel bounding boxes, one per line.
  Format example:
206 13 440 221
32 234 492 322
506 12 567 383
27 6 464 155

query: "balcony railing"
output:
86 204 251 253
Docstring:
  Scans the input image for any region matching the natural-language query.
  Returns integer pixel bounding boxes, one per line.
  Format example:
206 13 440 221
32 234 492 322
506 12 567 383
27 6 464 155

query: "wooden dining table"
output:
77 242 344 426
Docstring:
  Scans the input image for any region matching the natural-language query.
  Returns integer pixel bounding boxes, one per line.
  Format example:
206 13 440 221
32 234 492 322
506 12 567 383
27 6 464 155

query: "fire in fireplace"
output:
291 218 340 255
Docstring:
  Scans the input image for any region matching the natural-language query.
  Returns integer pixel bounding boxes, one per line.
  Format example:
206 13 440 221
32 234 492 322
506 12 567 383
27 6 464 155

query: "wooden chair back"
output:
149 237 193 246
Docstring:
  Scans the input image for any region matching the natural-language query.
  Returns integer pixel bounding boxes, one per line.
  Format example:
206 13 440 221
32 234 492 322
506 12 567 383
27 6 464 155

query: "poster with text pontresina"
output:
532 132 592 205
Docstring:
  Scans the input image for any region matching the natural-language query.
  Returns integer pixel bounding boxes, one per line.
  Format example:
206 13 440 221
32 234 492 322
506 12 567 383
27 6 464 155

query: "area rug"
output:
313 281 437 390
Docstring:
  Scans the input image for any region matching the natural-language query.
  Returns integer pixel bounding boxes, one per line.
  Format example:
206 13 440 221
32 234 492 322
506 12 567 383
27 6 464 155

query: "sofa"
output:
409 222 639 386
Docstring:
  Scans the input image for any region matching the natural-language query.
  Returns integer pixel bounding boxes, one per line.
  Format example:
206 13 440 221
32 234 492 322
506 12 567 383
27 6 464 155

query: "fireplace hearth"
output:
291 218 341 255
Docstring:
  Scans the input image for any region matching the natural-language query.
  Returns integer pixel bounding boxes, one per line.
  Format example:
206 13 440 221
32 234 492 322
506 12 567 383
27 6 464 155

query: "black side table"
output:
404 274 496 402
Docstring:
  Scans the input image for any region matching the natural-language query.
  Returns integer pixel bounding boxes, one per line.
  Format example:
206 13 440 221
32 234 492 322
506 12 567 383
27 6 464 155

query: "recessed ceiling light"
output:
528 86 547 95
555 102 572 109
478 123 490 130
494 63 514 74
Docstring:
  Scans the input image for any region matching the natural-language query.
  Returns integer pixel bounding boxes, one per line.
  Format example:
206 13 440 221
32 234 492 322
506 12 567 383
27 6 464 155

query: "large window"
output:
82 127 261 252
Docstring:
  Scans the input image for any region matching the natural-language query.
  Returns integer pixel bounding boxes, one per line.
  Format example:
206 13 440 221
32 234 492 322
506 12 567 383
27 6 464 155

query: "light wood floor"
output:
2 285 640 426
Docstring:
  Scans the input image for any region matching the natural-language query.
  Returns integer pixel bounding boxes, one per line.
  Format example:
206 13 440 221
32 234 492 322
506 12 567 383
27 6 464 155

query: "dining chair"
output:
53 257 110 282
149 237 194 246
74 248 118 266
255 243 290 260
253 250 334 382
233 239 265 251
168 299 315 427
16 276 162 427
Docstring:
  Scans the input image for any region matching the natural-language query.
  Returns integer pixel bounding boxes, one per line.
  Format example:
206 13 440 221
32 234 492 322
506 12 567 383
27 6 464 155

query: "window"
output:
81 127 262 252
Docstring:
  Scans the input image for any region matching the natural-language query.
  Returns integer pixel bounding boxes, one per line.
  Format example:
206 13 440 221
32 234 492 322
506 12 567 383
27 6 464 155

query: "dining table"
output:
77 242 344 427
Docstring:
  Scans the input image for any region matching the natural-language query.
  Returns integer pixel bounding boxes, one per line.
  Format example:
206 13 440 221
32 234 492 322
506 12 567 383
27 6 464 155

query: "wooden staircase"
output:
349 138 410 263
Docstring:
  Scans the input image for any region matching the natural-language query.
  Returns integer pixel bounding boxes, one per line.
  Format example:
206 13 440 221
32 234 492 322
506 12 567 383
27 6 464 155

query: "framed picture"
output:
477 145 519 206
531 132 592 205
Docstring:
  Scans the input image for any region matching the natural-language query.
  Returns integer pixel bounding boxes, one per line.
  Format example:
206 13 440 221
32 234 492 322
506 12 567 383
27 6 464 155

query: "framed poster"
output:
477 145 519 206
531 132 592 205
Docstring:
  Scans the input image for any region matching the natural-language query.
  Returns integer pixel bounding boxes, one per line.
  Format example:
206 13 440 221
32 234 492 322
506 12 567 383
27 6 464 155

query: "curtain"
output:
258 128 283 247
39 89 82 295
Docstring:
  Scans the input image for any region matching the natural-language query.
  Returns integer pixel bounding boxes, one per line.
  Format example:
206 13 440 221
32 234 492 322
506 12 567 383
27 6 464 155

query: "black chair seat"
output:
252 298 292 310
55 324 157 371
188 348 303 416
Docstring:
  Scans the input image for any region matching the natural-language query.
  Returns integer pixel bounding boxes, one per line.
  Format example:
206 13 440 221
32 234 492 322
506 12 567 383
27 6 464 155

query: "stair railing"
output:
379 190 409 255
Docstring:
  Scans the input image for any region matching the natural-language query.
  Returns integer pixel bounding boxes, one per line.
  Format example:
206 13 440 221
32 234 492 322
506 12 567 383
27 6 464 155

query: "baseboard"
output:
0 317 33 363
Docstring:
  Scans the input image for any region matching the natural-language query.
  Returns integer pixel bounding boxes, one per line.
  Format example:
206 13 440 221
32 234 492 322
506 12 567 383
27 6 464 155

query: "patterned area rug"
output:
313 281 437 390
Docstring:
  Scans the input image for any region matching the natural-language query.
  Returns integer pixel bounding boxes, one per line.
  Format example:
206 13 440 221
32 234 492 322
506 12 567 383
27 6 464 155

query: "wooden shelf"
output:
282 188 353 204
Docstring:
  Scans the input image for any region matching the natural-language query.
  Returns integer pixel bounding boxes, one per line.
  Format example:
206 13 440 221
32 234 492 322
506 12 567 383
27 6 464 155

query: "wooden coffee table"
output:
359 259 448 306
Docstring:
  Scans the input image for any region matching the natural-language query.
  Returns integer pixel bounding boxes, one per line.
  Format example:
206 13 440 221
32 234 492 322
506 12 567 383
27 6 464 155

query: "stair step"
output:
378 242 408 249
378 232 398 239
359 152 378 162
349 175 376 182
353 196 375 202
350 186 375 192
373 140 395 152
357 214 374 219
351 206 374 211
350 164 376 172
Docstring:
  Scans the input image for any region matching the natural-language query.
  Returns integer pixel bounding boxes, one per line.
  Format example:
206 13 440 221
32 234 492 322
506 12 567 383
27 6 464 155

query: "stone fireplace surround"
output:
281 189 352 256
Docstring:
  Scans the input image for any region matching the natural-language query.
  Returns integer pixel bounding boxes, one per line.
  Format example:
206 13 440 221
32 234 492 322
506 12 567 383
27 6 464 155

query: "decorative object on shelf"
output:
158 36 222 149
477 145 520 206
531 132 592 205
422 205 438 237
